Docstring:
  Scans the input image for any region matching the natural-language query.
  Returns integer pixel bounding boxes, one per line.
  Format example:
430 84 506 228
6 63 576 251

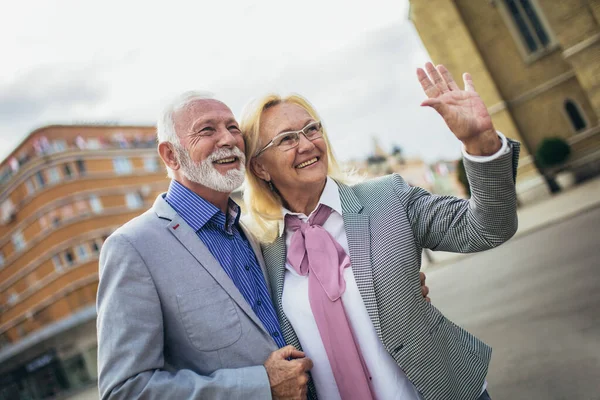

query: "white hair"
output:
156 90 216 178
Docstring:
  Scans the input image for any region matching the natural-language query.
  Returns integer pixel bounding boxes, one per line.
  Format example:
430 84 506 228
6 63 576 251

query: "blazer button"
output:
394 344 404 353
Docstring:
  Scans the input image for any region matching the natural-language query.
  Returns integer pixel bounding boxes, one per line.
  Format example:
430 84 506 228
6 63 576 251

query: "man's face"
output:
172 99 246 192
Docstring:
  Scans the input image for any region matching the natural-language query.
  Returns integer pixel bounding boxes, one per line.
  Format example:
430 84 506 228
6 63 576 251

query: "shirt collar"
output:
278 176 341 236
165 179 240 232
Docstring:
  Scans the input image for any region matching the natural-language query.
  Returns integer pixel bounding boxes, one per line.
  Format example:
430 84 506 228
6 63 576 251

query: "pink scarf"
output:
285 204 374 400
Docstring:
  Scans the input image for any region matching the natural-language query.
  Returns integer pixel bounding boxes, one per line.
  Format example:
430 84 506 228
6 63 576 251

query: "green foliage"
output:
535 137 571 168
457 159 470 197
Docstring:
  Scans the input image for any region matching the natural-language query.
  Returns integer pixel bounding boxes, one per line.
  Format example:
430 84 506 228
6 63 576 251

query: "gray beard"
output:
176 146 246 193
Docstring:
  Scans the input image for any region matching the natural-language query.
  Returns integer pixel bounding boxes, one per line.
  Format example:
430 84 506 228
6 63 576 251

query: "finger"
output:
463 72 476 92
422 285 430 298
426 297 431 302
438 65 460 91
426 62 449 93
278 345 305 359
417 68 441 98
294 357 314 371
420 271 426 285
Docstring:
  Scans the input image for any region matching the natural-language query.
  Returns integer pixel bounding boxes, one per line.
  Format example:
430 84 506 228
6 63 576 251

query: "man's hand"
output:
417 62 501 156
420 271 430 302
264 345 313 400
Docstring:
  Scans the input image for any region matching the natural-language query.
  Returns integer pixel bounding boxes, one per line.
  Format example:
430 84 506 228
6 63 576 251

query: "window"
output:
76 244 89 261
61 205 74 220
35 170 46 188
0 199 15 224
90 195 103 214
39 214 48 230
51 140 68 153
144 156 159 172
113 157 133 175
501 0 553 55
0 251 4 267
52 255 63 272
63 163 73 178
26 179 36 195
76 159 86 175
12 231 26 251
125 192 143 209
64 250 75 266
75 200 89 215
87 138 101 149
564 99 587 132
49 210 61 227
8 292 18 305
47 167 61 184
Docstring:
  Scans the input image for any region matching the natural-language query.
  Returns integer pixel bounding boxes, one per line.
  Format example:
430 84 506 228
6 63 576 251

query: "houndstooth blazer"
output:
261 139 520 400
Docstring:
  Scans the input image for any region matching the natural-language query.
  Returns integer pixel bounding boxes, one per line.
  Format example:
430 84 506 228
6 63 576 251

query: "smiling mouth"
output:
214 157 238 165
295 157 319 169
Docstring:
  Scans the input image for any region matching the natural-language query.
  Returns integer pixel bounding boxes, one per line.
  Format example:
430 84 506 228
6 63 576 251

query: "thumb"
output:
277 345 305 360
420 98 448 114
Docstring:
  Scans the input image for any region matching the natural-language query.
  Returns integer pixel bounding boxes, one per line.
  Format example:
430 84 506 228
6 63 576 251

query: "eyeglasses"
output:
254 121 323 157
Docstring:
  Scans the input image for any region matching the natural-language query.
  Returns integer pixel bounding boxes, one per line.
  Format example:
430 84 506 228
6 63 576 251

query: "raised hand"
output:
418 62 501 156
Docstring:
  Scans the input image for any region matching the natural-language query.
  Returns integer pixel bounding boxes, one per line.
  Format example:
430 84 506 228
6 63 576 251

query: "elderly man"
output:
96 92 432 399
97 92 314 400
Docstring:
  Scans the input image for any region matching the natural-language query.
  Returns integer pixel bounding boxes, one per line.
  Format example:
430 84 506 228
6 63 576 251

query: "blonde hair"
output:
240 93 356 242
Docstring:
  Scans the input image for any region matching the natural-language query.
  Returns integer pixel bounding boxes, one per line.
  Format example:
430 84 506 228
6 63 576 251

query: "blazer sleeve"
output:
96 233 272 400
395 139 520 253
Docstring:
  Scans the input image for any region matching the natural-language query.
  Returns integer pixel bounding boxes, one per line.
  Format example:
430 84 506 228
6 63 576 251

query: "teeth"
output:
215 157 236 164
296 158 318 169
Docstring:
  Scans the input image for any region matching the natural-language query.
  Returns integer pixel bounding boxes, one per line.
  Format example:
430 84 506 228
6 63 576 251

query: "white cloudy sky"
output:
0 0 463 163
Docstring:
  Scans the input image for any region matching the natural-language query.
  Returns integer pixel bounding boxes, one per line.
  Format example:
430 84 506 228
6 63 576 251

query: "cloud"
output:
0 65 108 124
215 21 462 162
0 0 463 163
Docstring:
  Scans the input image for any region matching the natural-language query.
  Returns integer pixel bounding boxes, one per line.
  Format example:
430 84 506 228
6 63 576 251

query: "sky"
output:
0 0 463 163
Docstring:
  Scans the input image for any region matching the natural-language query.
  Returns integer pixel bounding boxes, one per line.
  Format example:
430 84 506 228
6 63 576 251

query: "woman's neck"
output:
280 179 327 216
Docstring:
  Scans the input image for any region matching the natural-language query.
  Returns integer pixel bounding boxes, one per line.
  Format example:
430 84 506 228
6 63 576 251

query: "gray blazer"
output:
97 195 278 399
262 140 520 400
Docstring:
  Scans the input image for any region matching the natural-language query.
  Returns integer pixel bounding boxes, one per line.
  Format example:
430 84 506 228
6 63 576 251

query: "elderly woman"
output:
240 63 519 400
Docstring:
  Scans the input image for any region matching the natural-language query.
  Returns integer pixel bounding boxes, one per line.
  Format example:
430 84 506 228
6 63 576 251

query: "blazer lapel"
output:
337 182 383 341
262 235 303 352
152 195 271 337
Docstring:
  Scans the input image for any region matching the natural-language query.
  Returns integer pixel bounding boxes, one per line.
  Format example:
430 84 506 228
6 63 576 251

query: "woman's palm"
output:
418 63 494 142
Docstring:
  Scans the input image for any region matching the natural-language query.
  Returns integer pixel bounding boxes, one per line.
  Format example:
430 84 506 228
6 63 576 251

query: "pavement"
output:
424 204 600 399
422 176 600 269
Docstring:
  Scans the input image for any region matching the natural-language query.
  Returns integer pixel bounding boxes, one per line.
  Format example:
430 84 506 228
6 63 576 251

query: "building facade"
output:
409 0 600 202
0 125 169 399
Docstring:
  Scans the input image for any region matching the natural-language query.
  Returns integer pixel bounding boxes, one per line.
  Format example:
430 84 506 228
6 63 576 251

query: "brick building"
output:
409 0 600 202
0 125 169 399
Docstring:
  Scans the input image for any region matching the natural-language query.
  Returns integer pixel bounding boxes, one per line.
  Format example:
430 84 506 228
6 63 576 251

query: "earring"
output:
267 180 275 192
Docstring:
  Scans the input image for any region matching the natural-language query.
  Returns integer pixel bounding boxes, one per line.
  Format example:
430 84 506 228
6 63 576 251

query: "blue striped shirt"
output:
165 180 285 348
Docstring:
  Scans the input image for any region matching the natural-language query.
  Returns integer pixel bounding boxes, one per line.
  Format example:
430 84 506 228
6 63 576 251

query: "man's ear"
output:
158 142 180 172
250 158 270 182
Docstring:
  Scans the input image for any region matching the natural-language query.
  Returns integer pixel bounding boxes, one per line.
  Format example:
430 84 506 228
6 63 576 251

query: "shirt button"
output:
256 300 262 306
245 265 250 271
273 332 280 337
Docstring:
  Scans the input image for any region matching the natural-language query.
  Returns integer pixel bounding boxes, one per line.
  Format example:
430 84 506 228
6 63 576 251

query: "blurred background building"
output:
345 138 467 197
409 0 600 203
0 125 168 399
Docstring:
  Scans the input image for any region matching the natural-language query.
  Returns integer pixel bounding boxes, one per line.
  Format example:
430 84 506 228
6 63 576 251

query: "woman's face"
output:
252 102 329 197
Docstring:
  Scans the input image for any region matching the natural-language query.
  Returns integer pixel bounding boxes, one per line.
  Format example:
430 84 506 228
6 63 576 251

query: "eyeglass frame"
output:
254 121 323 157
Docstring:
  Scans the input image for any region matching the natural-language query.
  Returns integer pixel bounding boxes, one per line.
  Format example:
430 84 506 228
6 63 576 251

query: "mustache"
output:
207 147 246 164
